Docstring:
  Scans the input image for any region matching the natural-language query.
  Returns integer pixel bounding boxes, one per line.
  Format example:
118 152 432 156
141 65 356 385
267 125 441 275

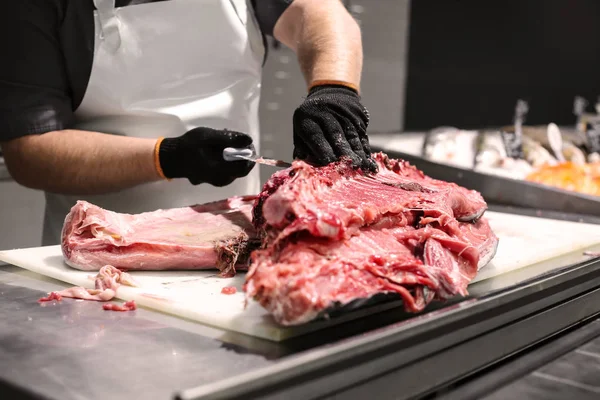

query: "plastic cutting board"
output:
1 211 599 341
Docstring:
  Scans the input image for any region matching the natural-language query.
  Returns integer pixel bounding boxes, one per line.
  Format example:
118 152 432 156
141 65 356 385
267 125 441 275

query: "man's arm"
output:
1 132 160 195
269 0 376 171
273 0 363 91
1 126 256 194
0 2 160 194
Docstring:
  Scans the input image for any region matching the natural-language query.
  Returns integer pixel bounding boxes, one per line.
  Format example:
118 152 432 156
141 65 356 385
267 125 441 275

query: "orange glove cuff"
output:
154 137 170 181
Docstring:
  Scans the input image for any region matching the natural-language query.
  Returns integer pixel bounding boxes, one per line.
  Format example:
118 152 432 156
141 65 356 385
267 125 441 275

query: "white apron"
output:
42 0 265 245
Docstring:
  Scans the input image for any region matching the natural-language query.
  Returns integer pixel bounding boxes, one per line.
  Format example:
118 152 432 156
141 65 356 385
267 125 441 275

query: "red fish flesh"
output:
245 153 499 325
61 196 260 276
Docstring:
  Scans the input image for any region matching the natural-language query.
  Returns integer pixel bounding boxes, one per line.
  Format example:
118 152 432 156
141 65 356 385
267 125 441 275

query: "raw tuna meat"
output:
103 300 137 312
38 265 138 311
48 265 138 301
245 152 499 326
38 292 63 303
61 196 260 276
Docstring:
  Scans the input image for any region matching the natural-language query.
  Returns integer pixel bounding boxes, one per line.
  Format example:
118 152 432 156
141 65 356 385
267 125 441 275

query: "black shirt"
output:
0 0 293 141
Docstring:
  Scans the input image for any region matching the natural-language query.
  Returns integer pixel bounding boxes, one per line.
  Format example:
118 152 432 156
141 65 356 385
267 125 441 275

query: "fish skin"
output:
456 207 486 223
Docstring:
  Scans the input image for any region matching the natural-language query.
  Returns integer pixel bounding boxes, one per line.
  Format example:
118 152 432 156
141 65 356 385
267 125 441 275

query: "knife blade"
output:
222 147 293 168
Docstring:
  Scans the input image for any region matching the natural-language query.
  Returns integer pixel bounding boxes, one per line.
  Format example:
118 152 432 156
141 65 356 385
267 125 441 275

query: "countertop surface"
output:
4 255 598 400
0 265 281 400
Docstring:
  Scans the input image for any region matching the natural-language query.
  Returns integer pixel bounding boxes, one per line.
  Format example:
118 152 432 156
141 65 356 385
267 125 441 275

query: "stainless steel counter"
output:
0 265 279 400
2 207 600 400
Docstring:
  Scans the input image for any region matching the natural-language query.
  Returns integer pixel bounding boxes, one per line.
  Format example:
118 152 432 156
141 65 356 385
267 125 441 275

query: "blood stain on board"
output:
221 286 237 295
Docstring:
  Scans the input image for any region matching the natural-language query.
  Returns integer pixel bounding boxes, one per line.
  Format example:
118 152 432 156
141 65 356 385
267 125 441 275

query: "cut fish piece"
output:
252 152 488 245
245 153 499 326
61 196 260 275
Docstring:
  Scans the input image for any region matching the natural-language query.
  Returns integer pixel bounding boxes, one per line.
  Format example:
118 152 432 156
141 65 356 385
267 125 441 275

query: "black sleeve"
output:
252 0 294 36
0 0 74 142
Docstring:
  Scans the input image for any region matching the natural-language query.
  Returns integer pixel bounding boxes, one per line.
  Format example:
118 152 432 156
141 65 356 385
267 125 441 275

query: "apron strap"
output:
94 0 121 53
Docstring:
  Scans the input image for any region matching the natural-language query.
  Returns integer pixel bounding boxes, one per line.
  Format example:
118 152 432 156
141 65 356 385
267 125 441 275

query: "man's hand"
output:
293 84 376 171
158 127 255 186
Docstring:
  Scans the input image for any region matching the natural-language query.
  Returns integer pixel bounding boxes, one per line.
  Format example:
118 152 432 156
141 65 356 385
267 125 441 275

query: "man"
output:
0 0 375 245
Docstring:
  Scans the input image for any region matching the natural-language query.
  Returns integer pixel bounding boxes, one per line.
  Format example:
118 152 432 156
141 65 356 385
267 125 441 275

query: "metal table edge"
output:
174 257 600 400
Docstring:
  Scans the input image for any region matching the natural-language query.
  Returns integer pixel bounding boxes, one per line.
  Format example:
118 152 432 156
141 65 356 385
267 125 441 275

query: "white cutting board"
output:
1 211 599 341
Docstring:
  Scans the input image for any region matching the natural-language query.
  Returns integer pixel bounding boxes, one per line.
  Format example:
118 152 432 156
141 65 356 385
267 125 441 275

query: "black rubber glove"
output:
158 127 255 186
292 84 378 172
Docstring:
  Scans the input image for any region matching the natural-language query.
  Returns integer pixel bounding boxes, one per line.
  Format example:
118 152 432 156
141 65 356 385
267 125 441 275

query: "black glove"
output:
158 127 255 186
292 84 378 172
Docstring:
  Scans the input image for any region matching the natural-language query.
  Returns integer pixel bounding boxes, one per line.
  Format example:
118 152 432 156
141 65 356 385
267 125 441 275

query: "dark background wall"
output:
404 0 600 130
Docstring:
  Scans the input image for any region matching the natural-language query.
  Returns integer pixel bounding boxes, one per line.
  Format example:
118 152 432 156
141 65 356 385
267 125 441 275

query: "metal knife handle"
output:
223 147 293 168
223 147 254 162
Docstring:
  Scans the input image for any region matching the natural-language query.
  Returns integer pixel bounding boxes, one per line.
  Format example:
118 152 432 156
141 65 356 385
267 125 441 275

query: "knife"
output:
222 147 293 168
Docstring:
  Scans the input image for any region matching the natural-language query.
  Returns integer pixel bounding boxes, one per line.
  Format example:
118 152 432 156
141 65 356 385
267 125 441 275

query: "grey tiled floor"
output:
486 335 600 399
